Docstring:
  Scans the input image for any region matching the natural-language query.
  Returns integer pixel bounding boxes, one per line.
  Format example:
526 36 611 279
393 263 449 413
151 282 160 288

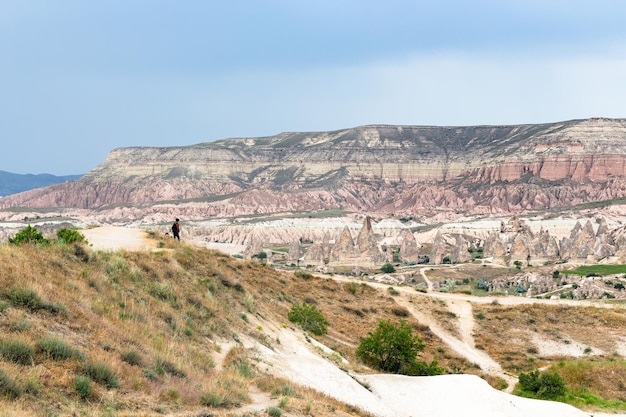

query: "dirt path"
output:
82 226 157 251
330 269 626 393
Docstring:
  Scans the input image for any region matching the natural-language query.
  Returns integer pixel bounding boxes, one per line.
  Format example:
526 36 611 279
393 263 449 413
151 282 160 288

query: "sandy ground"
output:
82 226 157 251
83 226 620 417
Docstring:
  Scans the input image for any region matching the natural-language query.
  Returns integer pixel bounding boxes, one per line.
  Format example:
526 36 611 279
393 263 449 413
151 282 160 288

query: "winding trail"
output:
331 266 625 393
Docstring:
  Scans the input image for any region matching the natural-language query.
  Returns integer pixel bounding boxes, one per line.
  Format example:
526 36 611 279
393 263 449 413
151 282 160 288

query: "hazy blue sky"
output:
2 1 625 175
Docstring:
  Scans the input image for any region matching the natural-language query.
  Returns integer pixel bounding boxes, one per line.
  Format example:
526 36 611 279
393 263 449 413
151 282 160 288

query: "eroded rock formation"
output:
3 118 626 223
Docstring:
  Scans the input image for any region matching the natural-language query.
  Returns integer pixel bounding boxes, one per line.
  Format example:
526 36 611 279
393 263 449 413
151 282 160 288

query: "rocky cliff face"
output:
3 118 626 220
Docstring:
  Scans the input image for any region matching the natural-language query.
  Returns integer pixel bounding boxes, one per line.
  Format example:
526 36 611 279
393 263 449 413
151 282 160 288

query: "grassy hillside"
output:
3 231 626 415
0 233 475 417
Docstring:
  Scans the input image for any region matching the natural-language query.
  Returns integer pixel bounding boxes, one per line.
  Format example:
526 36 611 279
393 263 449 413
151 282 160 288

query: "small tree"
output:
287 302 328 335
56 228 87 244
356 319 424 374
381 263 396 273
9 225 49 245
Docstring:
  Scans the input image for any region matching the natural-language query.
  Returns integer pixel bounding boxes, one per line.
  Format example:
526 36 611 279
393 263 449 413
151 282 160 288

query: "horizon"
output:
2 1 626 175
4 115 626 177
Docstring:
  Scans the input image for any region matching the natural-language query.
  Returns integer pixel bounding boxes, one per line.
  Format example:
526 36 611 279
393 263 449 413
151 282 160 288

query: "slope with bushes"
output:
0 231 473 417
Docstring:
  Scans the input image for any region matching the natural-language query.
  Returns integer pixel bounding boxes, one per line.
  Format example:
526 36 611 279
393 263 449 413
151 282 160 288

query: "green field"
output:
561 264 626 276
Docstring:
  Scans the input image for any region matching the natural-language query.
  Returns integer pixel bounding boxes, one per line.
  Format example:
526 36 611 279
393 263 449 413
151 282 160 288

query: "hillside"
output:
2 118 626 223
2 229 626 416
0 170 82 197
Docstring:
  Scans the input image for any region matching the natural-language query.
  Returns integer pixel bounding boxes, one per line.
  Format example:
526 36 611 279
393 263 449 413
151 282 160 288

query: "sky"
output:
1 1 626 175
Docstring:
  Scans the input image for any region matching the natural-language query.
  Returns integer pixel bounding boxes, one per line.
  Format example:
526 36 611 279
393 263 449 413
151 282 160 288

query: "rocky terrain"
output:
2 117 626 277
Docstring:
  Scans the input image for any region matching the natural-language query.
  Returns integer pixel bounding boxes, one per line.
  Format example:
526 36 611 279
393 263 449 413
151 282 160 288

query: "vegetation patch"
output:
561 264 626 277
0 368 22 398
356 319 442 376
83 361 119 389
287 302 328 335
517 369 566 400
0 338 34 365
8 225 49 245
36 337 82 361
2 288 64 314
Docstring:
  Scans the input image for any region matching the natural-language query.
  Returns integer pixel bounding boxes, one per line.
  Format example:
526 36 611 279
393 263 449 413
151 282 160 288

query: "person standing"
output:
171 218 181 240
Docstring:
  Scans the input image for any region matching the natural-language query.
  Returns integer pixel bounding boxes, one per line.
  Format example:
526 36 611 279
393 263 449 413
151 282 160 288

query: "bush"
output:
153 356 186 378
267 406 282 417
3 288 64 314
4 288 45 311
0 368 22 398
74 375 92 399
37 337 82 361
8 225 49 245
294 269 312 279
518 369 566 400
356 319 425 374
56 228 87 244
83 362 119 388
381 263 396 273
120 350 143 367
287 302 328 336
0 338 34 365
405 359 445 376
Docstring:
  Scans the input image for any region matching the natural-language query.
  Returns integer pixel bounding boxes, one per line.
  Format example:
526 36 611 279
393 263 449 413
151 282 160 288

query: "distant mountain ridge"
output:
0 170 82 197
1 118 626 221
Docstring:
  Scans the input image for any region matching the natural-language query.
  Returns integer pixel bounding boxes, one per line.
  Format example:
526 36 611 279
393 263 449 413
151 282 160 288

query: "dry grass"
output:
4 234 626 414
473 302 626 373
0 235 442 416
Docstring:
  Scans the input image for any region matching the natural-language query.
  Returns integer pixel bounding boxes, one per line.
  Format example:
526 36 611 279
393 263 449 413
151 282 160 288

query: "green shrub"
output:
200 391 239 408
0 368 22 398
149 282 176 302
56 228 87 244
8 225 49 245
405 359 444 376
287 302 328 336
381 263 396 273
518 369 566 400
74 375 92 399
356 319 425 374
120 350 143 367
200 391 223 407
267 406 282 417
294 269 312 279
391 308 409 317
154 357 186 378
0 338 34 365
36 337 82 361
272 384 294 397
4 288 45 310
3 288 64 314
9 320 31 332
83 362 119 388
